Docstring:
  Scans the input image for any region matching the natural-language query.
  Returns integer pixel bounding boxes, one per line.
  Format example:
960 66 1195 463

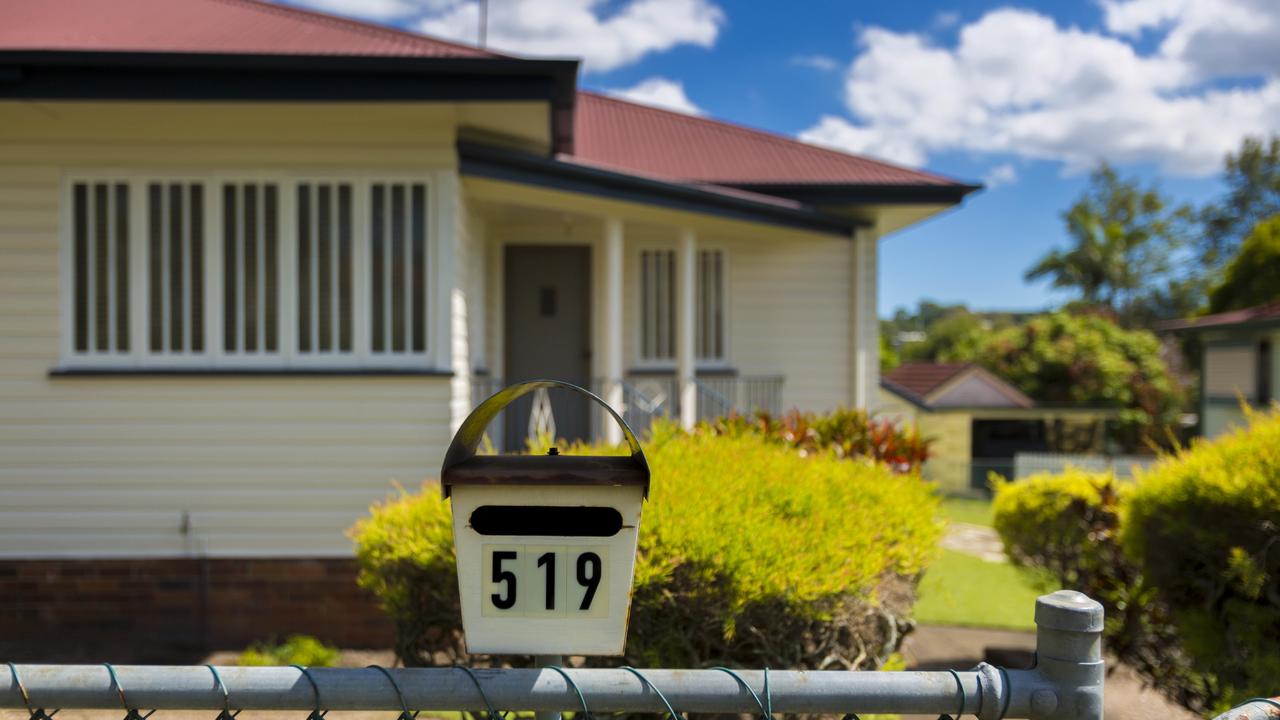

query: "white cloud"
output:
414 0 724 73
791 54 839 72
606 77 705 115
284 0 723 73
799 7 1280 175
982 163 1018 188
1101 0 1280 77
283 0 425 21
933 10 961 29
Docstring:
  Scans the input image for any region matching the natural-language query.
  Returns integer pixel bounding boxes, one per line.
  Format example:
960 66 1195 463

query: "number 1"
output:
537 551 556 610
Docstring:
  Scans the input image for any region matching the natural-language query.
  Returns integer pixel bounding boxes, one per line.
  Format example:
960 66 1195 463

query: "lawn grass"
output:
938 495 994 527
914 549 1041 631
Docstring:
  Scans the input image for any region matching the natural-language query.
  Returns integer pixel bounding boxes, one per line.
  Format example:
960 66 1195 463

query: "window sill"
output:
48 367 455 378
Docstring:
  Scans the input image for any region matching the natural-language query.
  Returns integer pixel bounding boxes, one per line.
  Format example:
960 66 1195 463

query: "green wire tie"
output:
1237 699 1280 713
543 666 592 720
709 666 771 718
368 665 420 720
291 664 328 720
104 663 155 720
619 666 686 720
937 668 966 720
8 662 58 720
206 666 240 720
453 666 507 720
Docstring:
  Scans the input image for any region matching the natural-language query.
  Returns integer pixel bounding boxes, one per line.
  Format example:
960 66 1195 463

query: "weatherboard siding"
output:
0 104 458 558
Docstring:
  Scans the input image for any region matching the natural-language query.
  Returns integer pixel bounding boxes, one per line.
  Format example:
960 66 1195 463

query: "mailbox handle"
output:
441 379 649 477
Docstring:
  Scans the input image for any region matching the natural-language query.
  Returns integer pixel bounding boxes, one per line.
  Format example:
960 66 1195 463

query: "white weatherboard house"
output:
0 0 976 658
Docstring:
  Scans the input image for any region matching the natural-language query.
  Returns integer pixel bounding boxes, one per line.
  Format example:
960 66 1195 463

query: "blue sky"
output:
290 0 1280 316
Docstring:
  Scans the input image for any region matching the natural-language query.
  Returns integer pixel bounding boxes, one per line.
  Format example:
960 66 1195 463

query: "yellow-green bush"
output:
352 423 942 669
993 408 1280 712
237 634 340 667
1123 408 1280 706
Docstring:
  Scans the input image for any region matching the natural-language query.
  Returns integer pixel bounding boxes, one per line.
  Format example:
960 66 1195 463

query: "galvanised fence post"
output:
1020 589 1105 720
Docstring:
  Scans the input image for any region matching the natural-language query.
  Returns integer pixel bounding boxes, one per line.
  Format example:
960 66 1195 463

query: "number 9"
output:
576 551 601 610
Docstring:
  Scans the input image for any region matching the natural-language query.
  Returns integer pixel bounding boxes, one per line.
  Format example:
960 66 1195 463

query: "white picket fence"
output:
1013 452 1155 479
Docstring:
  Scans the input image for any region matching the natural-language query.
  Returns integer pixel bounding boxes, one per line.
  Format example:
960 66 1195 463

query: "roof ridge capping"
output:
209 0 501 57
578 90 972 188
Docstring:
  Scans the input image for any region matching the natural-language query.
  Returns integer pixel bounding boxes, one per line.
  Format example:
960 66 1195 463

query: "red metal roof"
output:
1160 300 1280 332
0 0 495 58
0 0 970 192
572 91 963 187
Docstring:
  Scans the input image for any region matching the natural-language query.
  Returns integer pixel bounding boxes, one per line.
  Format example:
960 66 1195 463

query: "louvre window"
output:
297 183 353 355
638 248 726 365
696 249 725 362
147 182 204 354
223 182 279 355
71 182 130 355
63 174 437 368
370 182 428 355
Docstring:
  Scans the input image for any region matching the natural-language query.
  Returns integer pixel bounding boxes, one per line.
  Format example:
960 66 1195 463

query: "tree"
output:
938 311 1183 450
1207 214 1280 313
1025 164 1195 325
1198 135 1280 269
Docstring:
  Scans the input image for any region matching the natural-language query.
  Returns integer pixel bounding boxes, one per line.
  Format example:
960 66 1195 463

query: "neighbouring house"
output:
0 0 978 659
1161 300 1280 437
879 363 1113 493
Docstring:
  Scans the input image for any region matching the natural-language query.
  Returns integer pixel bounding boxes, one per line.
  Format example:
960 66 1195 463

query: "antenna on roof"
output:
478 0 488 48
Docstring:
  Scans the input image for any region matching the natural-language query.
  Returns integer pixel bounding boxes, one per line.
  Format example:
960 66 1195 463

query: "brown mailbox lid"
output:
442 455 648 496
441 380 651 498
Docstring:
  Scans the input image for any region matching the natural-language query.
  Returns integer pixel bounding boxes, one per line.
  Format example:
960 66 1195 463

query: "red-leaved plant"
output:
701 408 931 474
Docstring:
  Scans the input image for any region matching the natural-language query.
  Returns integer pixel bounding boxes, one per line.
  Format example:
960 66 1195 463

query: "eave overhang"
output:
0 50 580 152
459 141 865 236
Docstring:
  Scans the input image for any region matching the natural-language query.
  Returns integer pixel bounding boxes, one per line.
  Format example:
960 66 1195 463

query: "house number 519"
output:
484 546 607 617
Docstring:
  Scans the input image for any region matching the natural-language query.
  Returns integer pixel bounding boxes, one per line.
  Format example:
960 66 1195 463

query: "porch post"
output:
850 225 879 410
677 228 698 429
602 217 625 444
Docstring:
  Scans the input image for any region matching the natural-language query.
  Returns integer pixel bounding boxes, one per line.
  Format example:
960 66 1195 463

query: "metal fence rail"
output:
3 591 1105 720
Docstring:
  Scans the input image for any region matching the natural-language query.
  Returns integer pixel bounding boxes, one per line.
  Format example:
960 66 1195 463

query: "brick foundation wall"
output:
0 558 395 663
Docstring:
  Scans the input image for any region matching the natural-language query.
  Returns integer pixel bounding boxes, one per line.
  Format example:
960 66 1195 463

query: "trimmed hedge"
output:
993 408 1280 712
1122 408 1280 707
352 423 942 669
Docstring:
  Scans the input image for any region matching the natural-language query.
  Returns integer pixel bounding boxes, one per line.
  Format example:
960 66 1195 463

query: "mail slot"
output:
441 380 650 656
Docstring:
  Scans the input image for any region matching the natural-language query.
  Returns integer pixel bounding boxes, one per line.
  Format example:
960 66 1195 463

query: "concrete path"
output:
941 521 1008 563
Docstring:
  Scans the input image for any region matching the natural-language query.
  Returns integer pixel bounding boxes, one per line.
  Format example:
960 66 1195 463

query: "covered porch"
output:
461 192 790 449
454 147 875 449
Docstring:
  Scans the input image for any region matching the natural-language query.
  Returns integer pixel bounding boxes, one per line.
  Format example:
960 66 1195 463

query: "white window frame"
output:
58 169 451 371
631 242 730 370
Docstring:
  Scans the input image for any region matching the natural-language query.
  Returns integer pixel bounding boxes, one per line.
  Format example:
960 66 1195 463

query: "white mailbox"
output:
441 380 650 656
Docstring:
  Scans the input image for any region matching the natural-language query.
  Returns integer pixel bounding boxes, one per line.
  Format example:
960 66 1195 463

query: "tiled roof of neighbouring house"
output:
1159 299 1280 332
0 0 973 193
882 363 975 401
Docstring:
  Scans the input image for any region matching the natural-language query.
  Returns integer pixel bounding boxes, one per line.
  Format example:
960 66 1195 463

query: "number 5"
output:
491 550 517 610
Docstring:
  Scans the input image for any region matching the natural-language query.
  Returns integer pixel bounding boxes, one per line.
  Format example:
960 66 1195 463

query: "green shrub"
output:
993 470 1208 711
1122 408 1280 707
237 634 340 667
352 423 942 670
702 408 931 473
993 409 1280 712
